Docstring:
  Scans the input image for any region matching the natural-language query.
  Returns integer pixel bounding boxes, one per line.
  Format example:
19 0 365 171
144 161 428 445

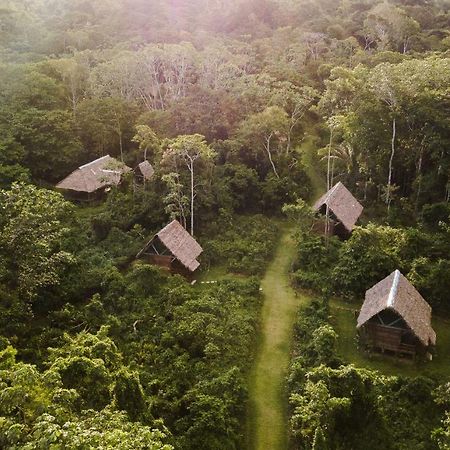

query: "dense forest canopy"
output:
0 0 449 449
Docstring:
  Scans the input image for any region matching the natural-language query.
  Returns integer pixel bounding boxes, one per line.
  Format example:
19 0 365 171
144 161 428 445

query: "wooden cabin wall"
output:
333 222 351 240
359 322 421 358
314 205 352 240
141 254 173 270
58 189 105 204
171 260 195 280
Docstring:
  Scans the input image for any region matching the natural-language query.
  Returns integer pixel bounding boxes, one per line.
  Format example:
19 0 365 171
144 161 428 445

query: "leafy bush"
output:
202 214 279 275
291 223 450 311
422 202 450 230
291 231 341 293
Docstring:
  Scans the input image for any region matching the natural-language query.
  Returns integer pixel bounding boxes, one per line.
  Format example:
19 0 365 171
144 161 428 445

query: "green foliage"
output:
76 97 140 161
291 231 341 292
202 214 279 275
24 262 262 449
290 376 351 447
320 56 450 208
12 108 83 181
433 383 450 449
0 334 171 449
132 125 161 161
291 223 450 311
214 164 262 213
0 183 75 300
47 327 122 410
332 224 408 297
434 414 450 450
113 368 148 422
282 199 316 232
422 203 450 230
162 134 216 234
288 298 339 374
237 105 289 177
19 408 172 450
287 299 443 450
1 0 450 448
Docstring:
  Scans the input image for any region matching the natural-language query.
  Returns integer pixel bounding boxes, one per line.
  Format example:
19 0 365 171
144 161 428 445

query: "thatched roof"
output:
357 270 436 346
138 220 203 272
56 155 131 193
313 181 363 232
138 161 155 180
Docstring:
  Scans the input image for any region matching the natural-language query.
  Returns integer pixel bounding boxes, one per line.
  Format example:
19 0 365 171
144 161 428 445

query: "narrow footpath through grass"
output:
246 138 324 449
247 228 309 450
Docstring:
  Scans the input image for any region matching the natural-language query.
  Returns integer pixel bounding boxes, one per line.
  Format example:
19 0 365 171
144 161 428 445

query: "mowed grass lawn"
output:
330 297 450 379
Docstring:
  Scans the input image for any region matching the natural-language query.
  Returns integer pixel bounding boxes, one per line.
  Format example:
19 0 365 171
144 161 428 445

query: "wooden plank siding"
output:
360 323 417 358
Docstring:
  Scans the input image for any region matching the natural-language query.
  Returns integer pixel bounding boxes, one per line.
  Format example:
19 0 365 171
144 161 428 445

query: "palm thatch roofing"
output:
138 161 155 180
313 181 363 232
56 155 131 193
138 220 203 272
357 270 436 346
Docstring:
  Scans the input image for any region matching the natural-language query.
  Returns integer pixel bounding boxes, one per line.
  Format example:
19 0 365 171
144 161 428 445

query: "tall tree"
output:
0 183 75 300
162 172 189 229
162 134 216 235
238 106 289 178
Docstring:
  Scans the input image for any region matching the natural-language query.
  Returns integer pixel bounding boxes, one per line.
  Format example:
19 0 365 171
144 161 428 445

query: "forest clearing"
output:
1 0 450 449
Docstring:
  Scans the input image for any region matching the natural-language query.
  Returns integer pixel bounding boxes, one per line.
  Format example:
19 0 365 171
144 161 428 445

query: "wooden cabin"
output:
313 181 363 239
357 270 436 359
56 155 131 201
136 220 203 278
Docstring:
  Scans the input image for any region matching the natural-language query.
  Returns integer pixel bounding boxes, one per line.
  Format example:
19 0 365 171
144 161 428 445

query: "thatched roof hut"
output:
56 155 131 194
137 220 203 274
357 270 436 357
137 161 155 181
313 181 363 237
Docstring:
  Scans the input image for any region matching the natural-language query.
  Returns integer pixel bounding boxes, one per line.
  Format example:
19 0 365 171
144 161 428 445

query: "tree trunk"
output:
180 197 187 229
71 80 77 116
114 110 124 162
119 130 123 162
386 117 396 211
331 155 335 187
325 129 333 243
286 112 298 155
265 133 280 179
414 144 424 214
403 37 409 54
286 123 293 155
326 129 332 191
190 160 194 236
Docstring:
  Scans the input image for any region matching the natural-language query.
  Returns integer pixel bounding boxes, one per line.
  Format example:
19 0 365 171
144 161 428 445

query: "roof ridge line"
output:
387 269 401 307
325 182 340 200
79 155 110 169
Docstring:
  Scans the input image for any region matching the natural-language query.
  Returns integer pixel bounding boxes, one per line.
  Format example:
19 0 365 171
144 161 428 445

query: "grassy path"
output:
247 228 309 450
247 137 324 450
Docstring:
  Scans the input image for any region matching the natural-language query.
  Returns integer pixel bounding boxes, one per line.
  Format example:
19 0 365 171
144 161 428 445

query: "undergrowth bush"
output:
202 214 279 275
